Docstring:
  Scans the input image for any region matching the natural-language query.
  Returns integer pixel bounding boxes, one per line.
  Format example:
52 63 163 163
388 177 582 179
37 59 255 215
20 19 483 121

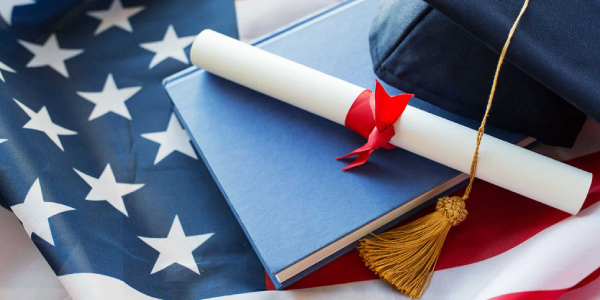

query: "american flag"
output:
1 0 600 299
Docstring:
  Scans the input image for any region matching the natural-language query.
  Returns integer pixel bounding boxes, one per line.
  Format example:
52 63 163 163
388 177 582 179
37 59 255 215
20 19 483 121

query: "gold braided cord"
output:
462 0 530 200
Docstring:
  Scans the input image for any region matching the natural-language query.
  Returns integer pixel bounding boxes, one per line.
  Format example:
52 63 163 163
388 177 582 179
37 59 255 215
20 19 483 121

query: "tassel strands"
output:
357 0 530 298
358 196 467 298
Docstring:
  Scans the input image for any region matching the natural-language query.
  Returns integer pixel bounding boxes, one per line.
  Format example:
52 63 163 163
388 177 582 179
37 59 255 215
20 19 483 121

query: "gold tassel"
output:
357 0 530 298
358 196 467 298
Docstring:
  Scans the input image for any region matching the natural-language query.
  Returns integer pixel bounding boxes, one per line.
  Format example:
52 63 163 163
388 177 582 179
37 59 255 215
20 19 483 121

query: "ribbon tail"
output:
337 147 375 172
336 143 373 160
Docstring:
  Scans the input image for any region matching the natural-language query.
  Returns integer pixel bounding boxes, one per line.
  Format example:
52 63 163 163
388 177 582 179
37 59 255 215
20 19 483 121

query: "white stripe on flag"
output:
0 207 70 300
58 273 159 300
235 0 343 42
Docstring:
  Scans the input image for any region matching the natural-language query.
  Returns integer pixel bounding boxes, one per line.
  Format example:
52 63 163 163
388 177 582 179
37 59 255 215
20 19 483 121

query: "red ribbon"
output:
337 80 413 171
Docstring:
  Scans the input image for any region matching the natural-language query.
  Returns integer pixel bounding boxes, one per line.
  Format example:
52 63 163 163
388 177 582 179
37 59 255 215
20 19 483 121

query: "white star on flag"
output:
141 113 198 164
0 139 6 144
0 0 35 26
0 60 16 82
77 73 142 121
87 0 144 35
14 99 77 151
140 25 195 69
73 164 145 217
11 179 75 246
139 215 213 274
19 34 83 78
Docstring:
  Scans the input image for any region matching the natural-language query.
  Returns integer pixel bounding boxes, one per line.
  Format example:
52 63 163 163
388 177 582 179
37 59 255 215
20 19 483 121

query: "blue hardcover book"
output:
164 0 528 289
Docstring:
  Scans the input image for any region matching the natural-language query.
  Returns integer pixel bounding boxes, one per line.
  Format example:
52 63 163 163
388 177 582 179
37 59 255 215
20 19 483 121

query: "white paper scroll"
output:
190 29 592 215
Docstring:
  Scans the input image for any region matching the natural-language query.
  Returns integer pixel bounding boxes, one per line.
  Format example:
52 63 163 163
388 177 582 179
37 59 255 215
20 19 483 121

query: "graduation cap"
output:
370 0 598 148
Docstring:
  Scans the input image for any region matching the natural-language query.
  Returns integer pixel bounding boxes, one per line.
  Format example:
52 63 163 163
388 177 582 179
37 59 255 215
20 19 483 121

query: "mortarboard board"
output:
369 0 595 147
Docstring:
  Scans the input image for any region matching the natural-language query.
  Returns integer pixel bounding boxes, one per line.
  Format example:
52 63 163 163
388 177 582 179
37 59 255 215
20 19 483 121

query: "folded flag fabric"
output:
1 0 600 300
0 0 266 299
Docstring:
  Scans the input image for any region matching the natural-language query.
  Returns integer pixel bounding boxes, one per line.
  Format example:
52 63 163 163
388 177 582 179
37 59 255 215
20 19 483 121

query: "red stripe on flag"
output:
487 267 600 300
488 289 568 300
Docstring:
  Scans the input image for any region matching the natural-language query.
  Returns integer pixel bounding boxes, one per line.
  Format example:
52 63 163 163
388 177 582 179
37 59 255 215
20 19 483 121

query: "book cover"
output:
164 0 527 288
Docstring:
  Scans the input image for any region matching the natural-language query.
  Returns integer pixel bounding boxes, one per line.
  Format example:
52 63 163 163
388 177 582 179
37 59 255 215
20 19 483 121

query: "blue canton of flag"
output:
0 0 265 298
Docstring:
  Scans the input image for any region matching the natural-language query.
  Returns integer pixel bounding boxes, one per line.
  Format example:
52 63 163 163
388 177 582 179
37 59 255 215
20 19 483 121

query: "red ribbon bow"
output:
337 80 413 171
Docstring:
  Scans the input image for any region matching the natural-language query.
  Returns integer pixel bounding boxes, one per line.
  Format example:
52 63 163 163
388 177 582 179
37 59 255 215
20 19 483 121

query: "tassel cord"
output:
463 0 530 200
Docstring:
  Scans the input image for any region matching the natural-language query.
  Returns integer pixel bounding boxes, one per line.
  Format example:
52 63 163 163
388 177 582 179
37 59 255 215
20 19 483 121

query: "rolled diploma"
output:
191 29 592 215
